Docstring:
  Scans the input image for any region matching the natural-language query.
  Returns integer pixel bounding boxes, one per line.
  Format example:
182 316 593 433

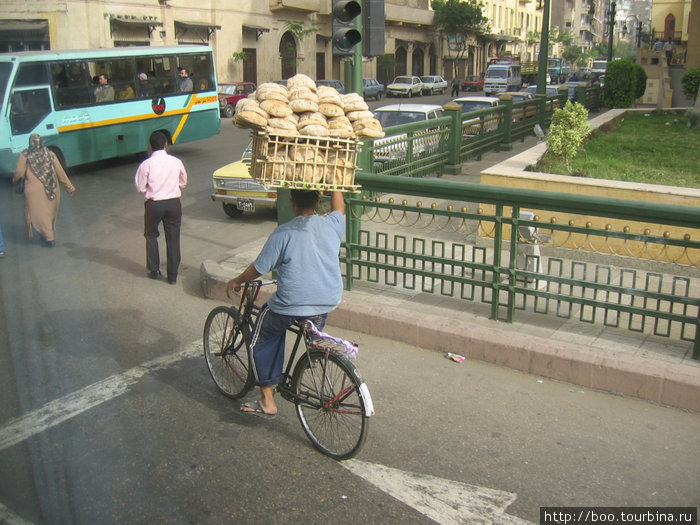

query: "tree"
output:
602 58 645 108
432 0 489 77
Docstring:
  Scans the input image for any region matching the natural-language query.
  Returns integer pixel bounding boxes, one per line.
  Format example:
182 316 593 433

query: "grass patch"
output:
534 110 700 188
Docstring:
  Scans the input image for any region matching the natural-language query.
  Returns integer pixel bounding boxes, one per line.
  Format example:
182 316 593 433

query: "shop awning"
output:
175 20 221 40
243 24 270 40
109 16 163 36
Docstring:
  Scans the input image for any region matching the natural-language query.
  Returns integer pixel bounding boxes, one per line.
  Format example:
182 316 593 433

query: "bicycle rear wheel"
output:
203 306 253 399
291 350 369 460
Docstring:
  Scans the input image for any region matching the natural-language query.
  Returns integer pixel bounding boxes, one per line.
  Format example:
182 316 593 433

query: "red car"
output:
218 82 256 118
461 75 484 92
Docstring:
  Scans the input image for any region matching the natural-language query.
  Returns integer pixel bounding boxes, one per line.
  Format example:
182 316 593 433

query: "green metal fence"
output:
343 175 700 359
358 86 586 179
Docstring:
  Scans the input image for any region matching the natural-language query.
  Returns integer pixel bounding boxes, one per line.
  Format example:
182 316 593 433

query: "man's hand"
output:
226 278 243 299
226 263 263 299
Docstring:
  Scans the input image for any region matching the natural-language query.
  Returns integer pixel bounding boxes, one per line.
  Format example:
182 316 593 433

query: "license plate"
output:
237 199 255 212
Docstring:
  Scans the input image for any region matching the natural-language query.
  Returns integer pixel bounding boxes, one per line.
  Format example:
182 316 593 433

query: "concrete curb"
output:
200 246 700 413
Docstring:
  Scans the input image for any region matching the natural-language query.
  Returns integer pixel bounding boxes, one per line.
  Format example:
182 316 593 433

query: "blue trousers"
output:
250 304 327 387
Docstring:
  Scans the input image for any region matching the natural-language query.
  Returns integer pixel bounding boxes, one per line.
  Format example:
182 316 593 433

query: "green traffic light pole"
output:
353 5 363 97
536 0 550 95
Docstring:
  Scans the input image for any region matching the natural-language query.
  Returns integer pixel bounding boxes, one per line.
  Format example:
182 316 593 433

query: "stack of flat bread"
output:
234 74 384 139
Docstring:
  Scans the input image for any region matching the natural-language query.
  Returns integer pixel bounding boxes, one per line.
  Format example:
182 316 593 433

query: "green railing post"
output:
558 86 568 107
576 83 587 106
592 82 601 112
499 94 513 151
491 204 504 321
347 140 373 290
443 101 463 175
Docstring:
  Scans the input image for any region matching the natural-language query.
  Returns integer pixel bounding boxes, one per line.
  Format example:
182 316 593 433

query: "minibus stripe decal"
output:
55 95 216 133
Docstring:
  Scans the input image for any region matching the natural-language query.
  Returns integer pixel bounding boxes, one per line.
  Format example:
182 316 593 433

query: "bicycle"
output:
203 280 373 460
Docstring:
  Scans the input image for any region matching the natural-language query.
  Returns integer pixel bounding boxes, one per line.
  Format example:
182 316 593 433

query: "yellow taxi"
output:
211 141 277 217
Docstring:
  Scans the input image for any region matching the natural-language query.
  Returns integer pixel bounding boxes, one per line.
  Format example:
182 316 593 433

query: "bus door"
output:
8 87 56 154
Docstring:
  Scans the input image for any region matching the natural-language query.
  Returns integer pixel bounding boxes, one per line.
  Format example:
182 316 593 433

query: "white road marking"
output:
342 459 534 525
1 341 532 525
0 502 33 525
0 343 200 452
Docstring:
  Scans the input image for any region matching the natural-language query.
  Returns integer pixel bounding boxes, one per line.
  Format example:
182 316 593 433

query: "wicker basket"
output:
250 131 361 192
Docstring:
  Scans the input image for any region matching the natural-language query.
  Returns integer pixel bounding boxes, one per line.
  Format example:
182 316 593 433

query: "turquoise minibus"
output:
0 45 220 175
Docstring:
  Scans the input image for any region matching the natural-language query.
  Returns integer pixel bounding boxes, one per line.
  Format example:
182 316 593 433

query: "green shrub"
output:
633 62 647 100
680 67 700 100
602 58 639 108
546 100 591 172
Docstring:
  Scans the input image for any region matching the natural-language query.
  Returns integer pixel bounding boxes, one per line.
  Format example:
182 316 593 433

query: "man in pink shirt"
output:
134 132 188 284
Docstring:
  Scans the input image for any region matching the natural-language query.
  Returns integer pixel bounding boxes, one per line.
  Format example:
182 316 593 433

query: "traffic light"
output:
363 0 386 57
332 0 362 56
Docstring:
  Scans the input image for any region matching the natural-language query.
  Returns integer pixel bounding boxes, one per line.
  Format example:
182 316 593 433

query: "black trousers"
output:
144 198 181 280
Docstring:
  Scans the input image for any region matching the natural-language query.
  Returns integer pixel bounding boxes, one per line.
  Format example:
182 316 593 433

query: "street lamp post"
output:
606 1 616 63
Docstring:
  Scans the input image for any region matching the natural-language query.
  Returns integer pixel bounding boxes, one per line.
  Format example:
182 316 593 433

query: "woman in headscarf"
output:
12 134 76 247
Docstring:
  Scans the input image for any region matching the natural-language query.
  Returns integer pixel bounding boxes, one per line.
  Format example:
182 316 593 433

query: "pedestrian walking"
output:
0 223 5 257
12 134 76 247
134 132 188 284
663 40 675 66
451 77 461 97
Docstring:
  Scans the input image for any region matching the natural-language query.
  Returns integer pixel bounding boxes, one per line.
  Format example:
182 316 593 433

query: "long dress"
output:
13 152 74 242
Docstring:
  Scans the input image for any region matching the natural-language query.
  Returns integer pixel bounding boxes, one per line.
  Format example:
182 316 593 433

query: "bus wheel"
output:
48 147 67 170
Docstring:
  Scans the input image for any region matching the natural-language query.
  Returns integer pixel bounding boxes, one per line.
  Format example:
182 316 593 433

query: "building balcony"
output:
269 0 321 13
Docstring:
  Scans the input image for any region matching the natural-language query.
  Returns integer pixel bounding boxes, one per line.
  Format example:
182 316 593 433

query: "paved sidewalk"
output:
199 137 700 412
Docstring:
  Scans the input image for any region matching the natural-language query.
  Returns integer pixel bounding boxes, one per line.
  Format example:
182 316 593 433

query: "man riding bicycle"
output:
226 190 345 417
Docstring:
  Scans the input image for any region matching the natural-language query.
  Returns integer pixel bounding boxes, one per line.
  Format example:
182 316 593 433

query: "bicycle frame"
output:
237 281 365 415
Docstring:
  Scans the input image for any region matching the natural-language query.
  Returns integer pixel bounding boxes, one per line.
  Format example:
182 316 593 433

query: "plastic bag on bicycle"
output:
306 321 359 359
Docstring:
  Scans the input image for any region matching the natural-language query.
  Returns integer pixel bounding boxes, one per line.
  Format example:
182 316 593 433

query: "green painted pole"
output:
536 0 550 95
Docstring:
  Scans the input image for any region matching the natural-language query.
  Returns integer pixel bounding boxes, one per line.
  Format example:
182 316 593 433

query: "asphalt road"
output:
0 107 698 525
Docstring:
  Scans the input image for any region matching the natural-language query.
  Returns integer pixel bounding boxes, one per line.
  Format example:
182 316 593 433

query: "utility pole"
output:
536 0 550 94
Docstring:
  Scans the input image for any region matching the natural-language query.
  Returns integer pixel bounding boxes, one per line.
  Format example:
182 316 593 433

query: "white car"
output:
372 104 444 162
420 75 448 95
451 96 500 114
386 76 423 98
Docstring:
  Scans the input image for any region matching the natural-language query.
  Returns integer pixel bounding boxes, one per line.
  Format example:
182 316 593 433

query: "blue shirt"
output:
254 211 345 316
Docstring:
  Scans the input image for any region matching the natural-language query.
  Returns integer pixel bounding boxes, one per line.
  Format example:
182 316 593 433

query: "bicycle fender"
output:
342 358 375 417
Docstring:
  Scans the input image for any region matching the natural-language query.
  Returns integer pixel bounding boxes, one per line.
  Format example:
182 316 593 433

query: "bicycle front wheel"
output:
291 351 369 460
203 306 253 399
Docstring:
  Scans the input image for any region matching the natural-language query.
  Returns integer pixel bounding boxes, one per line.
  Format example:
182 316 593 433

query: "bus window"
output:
182 53 214 93
16 63 49 86
151 56 177 95
10 88 51 135
53 61 91 108
110 58 136 100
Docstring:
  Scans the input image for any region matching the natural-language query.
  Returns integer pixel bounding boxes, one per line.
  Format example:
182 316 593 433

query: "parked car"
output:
373 103 444 127
362 78 385 100
451 96 500 113
420 75 448 95
507 92 537 121
451 96 501 137
372 104 444 163
211 141 277 218
508 91 535 103
218 82 256 118
316 79 345 93
526 85 561 97
386 76 423 98
461 75 485 92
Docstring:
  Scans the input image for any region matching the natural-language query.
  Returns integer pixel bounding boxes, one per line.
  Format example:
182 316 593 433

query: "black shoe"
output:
148 270 162 280
167 276 177 285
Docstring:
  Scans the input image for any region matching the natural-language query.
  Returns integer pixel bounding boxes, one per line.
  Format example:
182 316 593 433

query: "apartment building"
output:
0 0 547 85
